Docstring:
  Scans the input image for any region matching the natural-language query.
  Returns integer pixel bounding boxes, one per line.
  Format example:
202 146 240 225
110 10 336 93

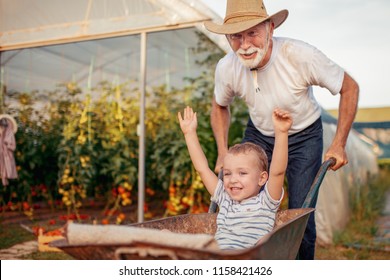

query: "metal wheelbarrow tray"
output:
51 158 335 260
51 208 313 260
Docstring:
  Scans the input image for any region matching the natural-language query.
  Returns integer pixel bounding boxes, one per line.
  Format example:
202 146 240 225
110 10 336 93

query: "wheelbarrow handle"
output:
301 157 336 209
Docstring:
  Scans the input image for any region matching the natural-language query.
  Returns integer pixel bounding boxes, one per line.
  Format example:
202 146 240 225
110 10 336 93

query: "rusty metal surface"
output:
51 208 314 260
132 212 217 234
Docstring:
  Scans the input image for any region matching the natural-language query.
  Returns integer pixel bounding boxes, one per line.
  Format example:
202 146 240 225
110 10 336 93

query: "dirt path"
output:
0 240 38 260
1 192 390 260
0 204 142 260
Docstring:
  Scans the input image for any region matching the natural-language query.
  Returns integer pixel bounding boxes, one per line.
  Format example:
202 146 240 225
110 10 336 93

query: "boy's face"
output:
222 152 267 202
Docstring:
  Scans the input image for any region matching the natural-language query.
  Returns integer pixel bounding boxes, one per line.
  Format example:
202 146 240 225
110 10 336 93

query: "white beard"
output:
236 46 266 69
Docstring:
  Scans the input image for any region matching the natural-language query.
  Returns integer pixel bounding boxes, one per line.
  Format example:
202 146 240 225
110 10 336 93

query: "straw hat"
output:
204 0 288 35
0 114 18 133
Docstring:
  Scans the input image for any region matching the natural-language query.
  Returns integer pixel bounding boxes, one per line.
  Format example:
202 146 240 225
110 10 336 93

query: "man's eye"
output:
248 31 258 37
230 34 242 40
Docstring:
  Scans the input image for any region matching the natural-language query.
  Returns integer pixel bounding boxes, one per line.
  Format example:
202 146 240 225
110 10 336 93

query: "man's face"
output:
227 22 272 69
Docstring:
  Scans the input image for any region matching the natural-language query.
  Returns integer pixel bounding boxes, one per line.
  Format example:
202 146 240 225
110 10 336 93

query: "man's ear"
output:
258 171 268 186
268 21 275 36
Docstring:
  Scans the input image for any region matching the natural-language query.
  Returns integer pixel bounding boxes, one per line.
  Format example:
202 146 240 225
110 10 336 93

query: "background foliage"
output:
0 32 249 221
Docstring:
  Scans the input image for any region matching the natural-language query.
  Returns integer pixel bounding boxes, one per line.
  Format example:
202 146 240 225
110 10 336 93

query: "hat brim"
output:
0 114 18 133
205 9 289 35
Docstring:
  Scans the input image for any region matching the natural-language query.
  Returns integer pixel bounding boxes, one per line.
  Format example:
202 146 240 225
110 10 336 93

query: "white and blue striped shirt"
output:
211 179 283 250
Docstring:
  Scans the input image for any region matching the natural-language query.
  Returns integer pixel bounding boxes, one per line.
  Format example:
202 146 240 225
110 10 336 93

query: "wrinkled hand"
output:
324 144 348 171
178 106 197 135
272 108 293 133
214 154 225 174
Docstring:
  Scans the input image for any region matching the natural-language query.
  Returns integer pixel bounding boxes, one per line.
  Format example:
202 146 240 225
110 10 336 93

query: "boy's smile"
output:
223 153 267 202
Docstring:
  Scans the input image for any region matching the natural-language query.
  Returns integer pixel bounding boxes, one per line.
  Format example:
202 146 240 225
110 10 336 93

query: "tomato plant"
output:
0 32 248 222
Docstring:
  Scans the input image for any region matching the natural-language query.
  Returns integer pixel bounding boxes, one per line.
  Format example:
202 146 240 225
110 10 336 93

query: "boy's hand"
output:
273 108 292 133
178 106 198 135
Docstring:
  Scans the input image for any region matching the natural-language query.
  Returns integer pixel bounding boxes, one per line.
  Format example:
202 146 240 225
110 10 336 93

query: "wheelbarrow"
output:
50 158 335 260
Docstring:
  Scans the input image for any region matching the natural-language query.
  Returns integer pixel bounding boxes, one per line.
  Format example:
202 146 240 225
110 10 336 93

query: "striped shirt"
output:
211 179 283 250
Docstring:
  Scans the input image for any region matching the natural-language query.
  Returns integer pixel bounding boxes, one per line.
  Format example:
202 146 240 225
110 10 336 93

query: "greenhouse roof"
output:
0 0 229 95
0 0 228 51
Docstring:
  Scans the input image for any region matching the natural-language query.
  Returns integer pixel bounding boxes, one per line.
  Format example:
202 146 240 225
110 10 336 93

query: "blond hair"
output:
228 142 268 171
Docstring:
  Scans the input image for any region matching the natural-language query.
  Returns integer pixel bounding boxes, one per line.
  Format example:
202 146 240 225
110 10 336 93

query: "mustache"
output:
236 47 262 55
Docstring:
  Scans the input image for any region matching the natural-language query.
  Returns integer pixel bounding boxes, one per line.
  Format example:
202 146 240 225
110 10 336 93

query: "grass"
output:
0 223 36 249
22 251 74 260
1 167 389 260
315 166 390 259
0 217 75 259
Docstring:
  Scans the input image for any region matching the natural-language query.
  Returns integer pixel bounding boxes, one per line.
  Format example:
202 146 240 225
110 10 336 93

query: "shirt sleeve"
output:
262 183 284 210
214 53 236 106
309 47 345 95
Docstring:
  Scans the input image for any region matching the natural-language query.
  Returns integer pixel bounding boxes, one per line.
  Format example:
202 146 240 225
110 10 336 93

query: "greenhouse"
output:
0 0 379 246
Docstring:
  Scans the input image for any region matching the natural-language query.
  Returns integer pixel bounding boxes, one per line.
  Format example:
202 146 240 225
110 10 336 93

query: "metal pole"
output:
138 32 146 223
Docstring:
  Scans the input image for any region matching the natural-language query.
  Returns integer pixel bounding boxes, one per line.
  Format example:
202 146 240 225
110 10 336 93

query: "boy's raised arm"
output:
178 106 219 196
267 108 292 200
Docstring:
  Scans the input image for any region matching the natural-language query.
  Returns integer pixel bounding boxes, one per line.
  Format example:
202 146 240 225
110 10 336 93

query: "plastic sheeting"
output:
0 0 222 50
315 122 379 245
1 28 211 95
0 0 229 94
354 122 390 160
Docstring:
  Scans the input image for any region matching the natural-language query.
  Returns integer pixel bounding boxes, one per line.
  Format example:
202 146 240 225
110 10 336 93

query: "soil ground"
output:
1 192 389 260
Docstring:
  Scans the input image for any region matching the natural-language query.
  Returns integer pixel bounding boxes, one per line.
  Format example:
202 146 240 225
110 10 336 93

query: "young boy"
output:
178 106 292 249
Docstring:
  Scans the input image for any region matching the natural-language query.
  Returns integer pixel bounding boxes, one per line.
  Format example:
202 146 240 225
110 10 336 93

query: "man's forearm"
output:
325 72 359 170
334 72 359 147
210 97 230 155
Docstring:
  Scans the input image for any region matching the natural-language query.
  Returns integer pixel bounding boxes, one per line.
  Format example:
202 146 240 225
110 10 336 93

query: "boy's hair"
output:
228 142 268 172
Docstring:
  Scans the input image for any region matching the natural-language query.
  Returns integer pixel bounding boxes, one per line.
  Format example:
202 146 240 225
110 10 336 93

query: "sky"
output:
199 0 390 110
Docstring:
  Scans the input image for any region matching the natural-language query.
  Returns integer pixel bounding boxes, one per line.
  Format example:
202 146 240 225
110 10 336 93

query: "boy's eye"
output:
239 171 247 176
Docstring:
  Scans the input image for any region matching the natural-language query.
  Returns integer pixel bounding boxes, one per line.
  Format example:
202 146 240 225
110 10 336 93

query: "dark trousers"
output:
242 117 323 260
